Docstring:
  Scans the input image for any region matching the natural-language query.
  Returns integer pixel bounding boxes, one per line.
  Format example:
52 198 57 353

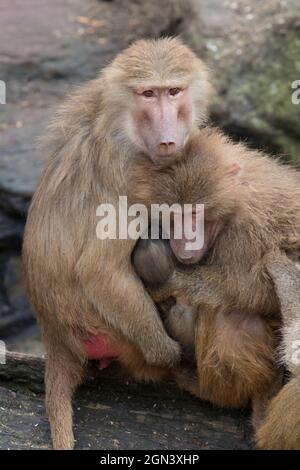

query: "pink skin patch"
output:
132 87 191 162
83 334 120 369
170 212 224 265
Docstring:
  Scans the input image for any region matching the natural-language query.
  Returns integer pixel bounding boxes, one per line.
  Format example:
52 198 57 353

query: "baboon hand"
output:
263 251 291 274
143 335 181 368
256 379 300 450
148 270 188 304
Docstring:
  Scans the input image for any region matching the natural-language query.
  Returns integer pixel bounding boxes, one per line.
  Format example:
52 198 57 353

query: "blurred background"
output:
0 0 299 356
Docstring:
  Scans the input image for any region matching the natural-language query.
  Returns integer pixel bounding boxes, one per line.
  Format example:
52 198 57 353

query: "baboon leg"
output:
265 252 300 374
265 252 300 324
77 256 181 367
256 378 300 450
173 366 200 397
194 307 277 409
251 370 283 432
45 338 85 450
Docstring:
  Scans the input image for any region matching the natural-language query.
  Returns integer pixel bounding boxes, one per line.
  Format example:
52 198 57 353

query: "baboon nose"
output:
158 142 176 156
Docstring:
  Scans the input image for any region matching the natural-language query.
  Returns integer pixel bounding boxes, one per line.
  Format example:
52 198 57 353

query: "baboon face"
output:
130 130 241 265
169 212 225 265
131 86 193 163
163 141 241 265
103 38 213 165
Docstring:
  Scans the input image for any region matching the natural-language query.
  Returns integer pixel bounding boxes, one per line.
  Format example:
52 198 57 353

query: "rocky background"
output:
0 0 299 355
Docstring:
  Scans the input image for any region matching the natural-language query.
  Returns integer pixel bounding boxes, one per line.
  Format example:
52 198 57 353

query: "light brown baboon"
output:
256 253 300 449
132 127 300 439
22 38 213 449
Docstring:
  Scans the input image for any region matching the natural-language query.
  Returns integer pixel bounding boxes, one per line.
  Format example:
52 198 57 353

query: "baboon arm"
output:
76 246 181 367
252 371 283 433
265 251 300 374
149 266 222 308
265 252 300 323
256 378 300 450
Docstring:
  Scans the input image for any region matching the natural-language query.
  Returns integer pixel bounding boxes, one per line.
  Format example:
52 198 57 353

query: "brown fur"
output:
22 38 213 449
132 127 300 440
191 309 278 408
256 378 300 449
256 253 300 449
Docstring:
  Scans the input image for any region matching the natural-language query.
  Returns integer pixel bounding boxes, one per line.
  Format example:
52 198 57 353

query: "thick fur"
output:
256 378 300 449
256 254 300 449
132 128 300 318
22 38 213 449
171 308 279 408
132 127 300 442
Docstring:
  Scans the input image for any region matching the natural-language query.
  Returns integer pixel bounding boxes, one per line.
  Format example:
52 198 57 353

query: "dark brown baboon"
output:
22 38 213 449
132 127 300 438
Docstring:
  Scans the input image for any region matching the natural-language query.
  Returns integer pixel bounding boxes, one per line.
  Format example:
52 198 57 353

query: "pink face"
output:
132 86 193 163
169 211 224 265
169 164 240 264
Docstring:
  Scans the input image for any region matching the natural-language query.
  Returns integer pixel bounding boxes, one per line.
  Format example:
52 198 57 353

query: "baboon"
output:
132 127 300 436
22 38 213 449
256 253 300 449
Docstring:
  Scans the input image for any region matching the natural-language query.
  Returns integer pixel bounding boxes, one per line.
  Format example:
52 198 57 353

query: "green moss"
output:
217 29 300 162
275 134 300 166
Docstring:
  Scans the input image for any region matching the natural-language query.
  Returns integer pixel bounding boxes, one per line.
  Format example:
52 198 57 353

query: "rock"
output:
194 0 300 163
7 324 44 357
0 211 24 250
1 1 299 217
0 235 42 353
0 253 33 338
0 208 30 344
0 117 48 215
0 352 253 450
215 19 300 163
0 0 193 216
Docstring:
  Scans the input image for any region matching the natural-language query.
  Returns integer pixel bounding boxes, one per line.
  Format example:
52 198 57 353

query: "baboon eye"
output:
169 87 181 96
142 90 154 98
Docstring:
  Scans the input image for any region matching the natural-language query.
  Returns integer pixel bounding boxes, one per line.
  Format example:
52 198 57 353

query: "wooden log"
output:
0 351 253 450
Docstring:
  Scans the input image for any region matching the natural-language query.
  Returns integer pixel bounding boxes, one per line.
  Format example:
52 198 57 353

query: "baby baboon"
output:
132 127 300 436
22 38 213 449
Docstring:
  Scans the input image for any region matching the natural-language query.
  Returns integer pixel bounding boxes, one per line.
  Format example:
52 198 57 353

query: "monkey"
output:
132 238 197 360
256 253 300 449
131 127 300 437
132 238 197 358
22 38 214 449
